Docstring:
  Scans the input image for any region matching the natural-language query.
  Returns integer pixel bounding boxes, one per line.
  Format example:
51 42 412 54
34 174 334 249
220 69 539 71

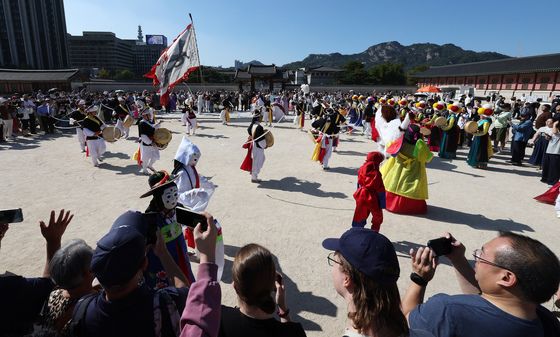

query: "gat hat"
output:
322 228 399 284
252 109 262 118
91 220 147 287
140 170 176 198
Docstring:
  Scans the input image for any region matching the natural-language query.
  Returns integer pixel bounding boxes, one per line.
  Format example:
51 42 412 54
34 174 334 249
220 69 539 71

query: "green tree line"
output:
338 61 428 86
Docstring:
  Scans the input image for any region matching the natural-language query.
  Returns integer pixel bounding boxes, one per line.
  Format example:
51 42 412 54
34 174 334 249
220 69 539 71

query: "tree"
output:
407 64 429 85
114 69 134 80
368 63 406 85
97 68 111 79
339 61 370 85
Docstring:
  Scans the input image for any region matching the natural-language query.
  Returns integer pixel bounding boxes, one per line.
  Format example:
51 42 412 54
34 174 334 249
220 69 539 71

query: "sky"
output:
64 0 560 68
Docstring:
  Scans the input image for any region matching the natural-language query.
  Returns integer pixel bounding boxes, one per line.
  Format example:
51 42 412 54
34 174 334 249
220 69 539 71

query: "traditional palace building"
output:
414 53 560 100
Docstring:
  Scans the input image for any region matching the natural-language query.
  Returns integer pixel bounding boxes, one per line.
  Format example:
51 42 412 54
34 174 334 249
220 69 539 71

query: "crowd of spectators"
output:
1 89 559 336
0 209 558 337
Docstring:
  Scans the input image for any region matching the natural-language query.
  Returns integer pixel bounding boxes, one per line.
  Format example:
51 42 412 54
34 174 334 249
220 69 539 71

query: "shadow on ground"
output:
421 205 534 233
335 150 367 157
258 177 348 199
326 166 359 176
0 132 73 151
102 151 130 160
98 163 145 176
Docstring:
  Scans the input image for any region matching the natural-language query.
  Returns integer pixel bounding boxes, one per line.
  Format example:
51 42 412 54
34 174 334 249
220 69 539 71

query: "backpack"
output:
70 289 180 337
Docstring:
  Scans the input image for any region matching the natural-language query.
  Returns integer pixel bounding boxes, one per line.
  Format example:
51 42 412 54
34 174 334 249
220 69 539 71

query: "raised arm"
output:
40 210 74 278
402 247 437 318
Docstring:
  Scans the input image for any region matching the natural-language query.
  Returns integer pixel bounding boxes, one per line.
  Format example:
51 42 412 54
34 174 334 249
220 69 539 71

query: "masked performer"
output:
140 171 195 288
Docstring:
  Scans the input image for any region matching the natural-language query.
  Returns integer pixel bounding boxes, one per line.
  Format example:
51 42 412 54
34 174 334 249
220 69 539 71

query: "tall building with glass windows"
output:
0 0 69 69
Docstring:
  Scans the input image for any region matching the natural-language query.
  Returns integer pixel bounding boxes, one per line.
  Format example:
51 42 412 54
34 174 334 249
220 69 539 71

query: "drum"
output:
123 115 134 128
264 129 274 148
102 126 122 142
419 127 432 136
434 116 447 127
464 121 479 134
153 128 172 150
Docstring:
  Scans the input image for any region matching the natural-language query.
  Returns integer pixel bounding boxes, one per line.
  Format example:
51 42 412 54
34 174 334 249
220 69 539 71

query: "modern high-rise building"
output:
0 0 69 69
67 27 166 77
67 32 135 73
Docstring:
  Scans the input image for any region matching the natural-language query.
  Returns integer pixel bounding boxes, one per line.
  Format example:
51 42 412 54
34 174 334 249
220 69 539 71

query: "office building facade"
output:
0 0 69 69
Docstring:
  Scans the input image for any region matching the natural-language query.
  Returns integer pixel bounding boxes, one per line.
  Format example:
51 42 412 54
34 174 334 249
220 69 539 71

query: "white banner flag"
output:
146 23 200 105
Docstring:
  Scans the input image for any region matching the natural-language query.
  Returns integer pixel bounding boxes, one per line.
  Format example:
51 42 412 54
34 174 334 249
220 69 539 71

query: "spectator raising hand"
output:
40 209 74 278
40 209 74 243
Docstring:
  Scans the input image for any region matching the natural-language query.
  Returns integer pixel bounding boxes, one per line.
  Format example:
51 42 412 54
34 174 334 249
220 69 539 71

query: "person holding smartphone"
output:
0 209 74 336
402 232 560 337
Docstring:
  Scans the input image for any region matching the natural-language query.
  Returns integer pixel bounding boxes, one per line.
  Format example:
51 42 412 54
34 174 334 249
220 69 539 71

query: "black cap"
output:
322 228 400 284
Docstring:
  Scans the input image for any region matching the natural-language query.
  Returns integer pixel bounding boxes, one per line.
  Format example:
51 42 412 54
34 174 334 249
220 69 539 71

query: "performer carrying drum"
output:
114 97 131 139
82 106 106 167
137 109 162 174
69 99 87 152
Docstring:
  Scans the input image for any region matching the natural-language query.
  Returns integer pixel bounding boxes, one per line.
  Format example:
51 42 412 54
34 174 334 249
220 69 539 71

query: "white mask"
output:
161 185 178 210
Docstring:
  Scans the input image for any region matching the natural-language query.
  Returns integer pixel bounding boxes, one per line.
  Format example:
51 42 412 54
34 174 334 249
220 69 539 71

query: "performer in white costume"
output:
82 106 106 167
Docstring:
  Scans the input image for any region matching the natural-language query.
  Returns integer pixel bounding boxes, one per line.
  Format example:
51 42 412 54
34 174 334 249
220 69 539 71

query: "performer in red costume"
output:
352 152 386 232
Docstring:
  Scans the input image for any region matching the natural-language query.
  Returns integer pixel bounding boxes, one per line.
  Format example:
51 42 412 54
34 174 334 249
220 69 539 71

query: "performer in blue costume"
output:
141 170 195 288
467 104 494 169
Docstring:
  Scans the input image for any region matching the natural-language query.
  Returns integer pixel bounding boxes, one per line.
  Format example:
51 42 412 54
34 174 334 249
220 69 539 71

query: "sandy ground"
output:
0 112 558 336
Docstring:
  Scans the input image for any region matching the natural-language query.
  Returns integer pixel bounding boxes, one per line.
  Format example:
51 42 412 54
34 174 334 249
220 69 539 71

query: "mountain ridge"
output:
280 41 510 70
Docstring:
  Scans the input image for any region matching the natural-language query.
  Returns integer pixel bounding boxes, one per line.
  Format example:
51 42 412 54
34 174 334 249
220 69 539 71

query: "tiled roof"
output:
0 69 80 81
413 53 560 77
234 70 251 80
247 64 277 75
309 66 343 72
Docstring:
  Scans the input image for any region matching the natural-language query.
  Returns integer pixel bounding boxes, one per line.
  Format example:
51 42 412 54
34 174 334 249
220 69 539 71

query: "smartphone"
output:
427 237 453 257
0 208 23 224
176 207 207 231
142 212 159 245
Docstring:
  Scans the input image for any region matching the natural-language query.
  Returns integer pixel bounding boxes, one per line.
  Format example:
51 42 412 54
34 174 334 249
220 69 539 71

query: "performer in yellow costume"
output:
381 124 433 214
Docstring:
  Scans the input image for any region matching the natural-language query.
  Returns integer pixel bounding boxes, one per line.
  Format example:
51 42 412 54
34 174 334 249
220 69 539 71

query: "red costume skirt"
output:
385 191 427 214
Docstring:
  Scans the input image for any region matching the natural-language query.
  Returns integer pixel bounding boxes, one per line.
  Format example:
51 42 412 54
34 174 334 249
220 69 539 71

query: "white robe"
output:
83 126 106 166
176 165 215 212
321 134 334 168
140 133 160 170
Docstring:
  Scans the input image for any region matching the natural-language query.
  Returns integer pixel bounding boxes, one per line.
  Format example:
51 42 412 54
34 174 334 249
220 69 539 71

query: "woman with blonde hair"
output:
323 228 434 337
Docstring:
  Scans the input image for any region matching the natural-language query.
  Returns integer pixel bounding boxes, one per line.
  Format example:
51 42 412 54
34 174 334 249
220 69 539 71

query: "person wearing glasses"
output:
402 232 560 337
323 228 434 337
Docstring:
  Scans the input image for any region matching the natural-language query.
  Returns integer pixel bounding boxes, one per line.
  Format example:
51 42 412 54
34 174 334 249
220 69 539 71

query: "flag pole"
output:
188 13 206 96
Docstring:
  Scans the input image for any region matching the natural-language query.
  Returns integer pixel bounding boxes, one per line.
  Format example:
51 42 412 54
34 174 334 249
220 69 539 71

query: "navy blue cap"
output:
322 228 400 284
91 218 147 287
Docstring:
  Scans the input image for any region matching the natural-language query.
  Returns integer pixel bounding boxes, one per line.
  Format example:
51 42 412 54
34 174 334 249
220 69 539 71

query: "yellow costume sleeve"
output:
413 139 433 163
441 116 455 131
473 120 490 136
